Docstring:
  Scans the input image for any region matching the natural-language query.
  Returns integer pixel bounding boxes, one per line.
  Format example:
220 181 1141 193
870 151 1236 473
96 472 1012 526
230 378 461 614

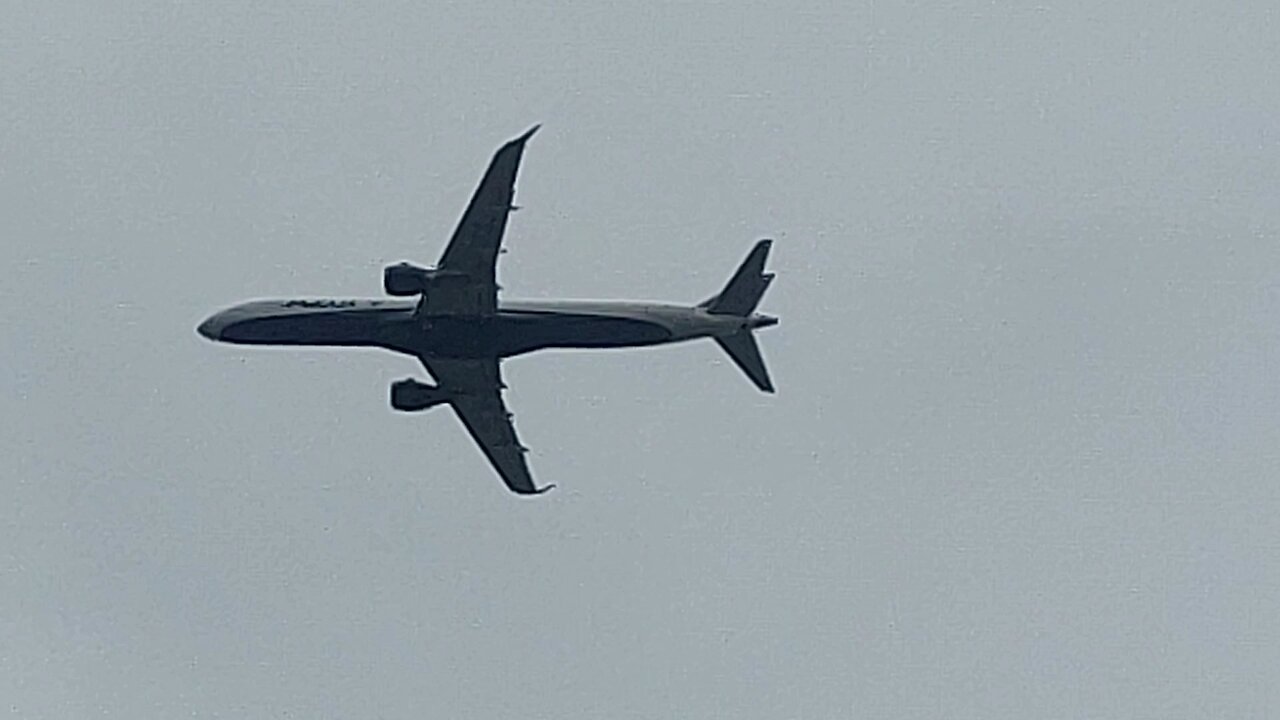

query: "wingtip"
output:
514 124 541 144
511 481 556 496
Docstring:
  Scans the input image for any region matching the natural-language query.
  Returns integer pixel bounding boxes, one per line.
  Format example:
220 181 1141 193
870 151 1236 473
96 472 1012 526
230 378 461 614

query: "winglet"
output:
513 124 541 145
516 482 556 496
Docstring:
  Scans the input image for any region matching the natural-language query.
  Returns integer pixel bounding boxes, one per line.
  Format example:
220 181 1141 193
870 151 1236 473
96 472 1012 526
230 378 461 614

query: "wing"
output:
420 356 553 496
421 125 540 317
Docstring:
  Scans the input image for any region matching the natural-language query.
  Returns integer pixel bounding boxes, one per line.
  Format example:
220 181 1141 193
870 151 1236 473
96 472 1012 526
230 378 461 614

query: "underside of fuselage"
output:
196 298 704 359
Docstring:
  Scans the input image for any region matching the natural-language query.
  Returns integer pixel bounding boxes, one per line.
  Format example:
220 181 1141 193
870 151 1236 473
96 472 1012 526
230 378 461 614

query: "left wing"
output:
420 125 540 317
420 356 553 496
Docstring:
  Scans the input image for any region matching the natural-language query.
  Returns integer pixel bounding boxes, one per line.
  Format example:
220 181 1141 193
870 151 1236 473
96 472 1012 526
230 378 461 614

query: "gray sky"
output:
4 1 1280 717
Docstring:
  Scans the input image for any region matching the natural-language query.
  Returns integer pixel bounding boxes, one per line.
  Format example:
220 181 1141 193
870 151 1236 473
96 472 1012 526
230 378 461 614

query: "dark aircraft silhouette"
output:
198 126 778 495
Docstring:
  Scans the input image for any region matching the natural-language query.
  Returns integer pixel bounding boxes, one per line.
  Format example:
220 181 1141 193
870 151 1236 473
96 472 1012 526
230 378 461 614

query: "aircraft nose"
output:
197 313 228 340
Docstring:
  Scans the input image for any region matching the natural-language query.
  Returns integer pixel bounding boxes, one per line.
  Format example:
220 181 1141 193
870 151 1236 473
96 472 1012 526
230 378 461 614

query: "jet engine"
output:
383 262 434 296
390 378 451 412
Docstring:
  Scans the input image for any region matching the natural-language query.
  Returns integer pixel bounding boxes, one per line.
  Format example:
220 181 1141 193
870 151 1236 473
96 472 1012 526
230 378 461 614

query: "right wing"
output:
420 355 553 496
419 125 540 317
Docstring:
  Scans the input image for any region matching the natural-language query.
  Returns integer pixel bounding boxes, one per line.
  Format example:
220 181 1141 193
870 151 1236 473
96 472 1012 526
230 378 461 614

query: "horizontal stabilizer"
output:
715 331 775 393
703 239 774 316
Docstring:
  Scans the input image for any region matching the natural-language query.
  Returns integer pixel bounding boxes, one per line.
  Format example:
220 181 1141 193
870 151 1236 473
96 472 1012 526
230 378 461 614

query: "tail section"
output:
715 332 775 393
702 239 778 393
701 239 775 315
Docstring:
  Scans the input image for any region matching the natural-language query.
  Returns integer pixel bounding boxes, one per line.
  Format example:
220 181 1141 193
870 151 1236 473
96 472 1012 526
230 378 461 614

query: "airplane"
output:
197 126 778 495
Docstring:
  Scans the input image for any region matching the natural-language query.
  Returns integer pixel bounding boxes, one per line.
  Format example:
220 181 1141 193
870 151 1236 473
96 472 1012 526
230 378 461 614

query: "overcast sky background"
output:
5 2 1280 718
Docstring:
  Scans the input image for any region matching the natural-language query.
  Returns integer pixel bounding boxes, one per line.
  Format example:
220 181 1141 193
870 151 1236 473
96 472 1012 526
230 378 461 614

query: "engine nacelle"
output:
390 378 450 412
383 262 434 296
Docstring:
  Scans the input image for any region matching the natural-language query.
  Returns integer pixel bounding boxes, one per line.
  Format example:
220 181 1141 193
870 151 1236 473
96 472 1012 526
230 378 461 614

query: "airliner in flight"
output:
198 126 778 495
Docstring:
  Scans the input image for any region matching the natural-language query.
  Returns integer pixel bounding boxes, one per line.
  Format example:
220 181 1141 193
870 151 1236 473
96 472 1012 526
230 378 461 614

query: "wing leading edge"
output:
419 356 553 495
419 125 540 317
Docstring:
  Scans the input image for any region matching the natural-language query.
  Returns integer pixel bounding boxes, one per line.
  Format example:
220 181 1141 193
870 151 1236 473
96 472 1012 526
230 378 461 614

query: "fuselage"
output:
197 298 777 360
